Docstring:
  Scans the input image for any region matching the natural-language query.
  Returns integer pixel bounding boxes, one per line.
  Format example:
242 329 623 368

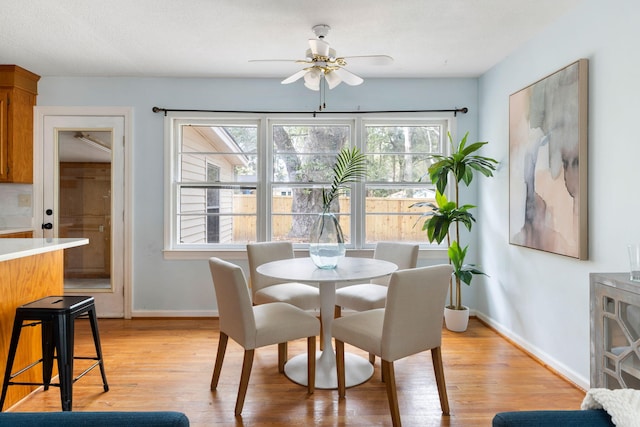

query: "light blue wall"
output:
477 0 640 388
36 77 478 315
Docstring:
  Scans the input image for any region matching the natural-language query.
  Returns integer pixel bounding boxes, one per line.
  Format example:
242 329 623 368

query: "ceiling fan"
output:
250 24 393 92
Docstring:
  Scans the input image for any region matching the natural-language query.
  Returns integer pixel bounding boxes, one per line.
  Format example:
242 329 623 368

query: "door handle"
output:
42 223 53 230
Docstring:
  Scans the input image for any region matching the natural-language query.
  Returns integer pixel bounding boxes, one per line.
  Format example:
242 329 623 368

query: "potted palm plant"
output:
412 132 498 331
309 146 367 269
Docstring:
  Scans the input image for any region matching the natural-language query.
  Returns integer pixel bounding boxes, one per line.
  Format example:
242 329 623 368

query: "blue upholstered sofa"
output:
492 409 614 426
0 411 189 426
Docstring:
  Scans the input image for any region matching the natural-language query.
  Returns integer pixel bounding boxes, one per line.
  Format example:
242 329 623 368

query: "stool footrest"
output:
8 381 60 388
74 362 102 383
9 359 45 380
8 359 103 387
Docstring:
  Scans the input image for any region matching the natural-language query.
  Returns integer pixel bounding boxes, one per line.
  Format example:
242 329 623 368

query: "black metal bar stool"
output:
0 296 108 411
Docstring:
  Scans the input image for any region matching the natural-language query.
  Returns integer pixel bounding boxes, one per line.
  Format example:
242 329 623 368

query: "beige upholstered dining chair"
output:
334 242 419 316
208 257 320 416
247 241 320 309
247 241 322 362
332 264 453 427
334 242 419 364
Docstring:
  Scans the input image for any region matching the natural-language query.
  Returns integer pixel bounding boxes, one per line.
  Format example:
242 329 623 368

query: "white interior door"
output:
38 113 126 318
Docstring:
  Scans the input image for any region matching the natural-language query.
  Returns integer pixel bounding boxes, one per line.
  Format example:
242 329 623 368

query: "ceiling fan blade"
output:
333 68 363 86
341 55 394 66
249 59 292 62
281 69 309 85
308 38 330 57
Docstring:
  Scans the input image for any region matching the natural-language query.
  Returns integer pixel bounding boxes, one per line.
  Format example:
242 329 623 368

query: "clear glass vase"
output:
309 212 346 269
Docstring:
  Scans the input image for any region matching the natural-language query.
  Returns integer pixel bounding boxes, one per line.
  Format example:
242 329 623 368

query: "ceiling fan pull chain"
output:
319 77 326 111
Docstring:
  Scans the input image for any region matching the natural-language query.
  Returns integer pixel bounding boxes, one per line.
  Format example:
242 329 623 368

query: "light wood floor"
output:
8 318 586 426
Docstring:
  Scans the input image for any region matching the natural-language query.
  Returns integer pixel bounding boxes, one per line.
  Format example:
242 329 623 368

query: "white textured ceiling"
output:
0 0 583 79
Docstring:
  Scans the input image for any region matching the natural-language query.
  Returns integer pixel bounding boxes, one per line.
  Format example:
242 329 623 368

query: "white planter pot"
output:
444 306 469 332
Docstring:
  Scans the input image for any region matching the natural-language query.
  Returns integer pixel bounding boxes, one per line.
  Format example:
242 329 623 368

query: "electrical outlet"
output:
18 194 31 208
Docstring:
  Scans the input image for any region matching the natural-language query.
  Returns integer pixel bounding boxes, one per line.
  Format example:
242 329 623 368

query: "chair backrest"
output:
371 242 420 286
247 241 296 296
208 257 256 347
380 264 453 361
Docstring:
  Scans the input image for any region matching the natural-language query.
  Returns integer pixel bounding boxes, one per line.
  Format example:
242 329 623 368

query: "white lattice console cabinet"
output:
590 273 640 389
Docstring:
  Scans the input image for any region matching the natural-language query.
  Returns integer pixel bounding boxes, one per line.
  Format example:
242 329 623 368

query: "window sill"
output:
163 247 448 261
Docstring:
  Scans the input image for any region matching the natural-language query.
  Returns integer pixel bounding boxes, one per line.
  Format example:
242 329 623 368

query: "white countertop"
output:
0 238 89 262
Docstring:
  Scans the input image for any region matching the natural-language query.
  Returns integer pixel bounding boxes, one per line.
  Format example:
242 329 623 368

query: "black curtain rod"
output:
152 106 468 117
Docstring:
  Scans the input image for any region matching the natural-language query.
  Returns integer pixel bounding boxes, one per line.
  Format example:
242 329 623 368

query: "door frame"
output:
34 106 133 319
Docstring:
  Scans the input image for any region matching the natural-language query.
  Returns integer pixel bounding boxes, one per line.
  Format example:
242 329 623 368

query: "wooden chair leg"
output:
277 342 287 373
336 340 346 399
235 349 255 416
307 336 316 394
334 305 342 318
431 346 450 415
211 332 228 390
382 360 401 427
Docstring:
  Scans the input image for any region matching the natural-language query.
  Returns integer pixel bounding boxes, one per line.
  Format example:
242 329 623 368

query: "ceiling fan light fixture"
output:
304 80 320 91
304 67 322 85
303 67 321 90
254 23 391 99
324 70 342 89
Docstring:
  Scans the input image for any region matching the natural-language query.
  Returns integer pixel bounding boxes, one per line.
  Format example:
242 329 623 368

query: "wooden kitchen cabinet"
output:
0 238 88 409
0 65 40 183
0 231 33 238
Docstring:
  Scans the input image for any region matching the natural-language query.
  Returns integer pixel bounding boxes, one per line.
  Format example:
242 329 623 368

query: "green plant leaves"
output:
412 192 476 244
448 241 487 286
412 131 498 309
322 147 367 211
428 132 498 194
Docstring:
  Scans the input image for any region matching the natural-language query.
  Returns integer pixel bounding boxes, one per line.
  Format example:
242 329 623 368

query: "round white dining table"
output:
256 256 398 389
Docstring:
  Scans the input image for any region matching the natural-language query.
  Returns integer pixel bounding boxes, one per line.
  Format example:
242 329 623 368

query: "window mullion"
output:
259 118 270 241
352 117 366 249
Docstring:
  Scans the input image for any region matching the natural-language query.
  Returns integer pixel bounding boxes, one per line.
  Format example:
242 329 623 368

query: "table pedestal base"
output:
284 350 374 389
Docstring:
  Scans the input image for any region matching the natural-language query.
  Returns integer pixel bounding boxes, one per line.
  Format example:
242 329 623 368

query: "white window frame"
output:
163 111 456 259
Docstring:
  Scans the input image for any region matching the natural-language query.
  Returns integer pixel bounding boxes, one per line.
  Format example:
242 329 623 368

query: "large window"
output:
165 113 451 253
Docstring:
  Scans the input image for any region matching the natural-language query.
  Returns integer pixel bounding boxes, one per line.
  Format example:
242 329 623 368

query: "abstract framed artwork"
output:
509 59 589 259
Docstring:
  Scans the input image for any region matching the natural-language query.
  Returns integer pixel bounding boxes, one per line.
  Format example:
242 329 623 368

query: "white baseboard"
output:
475 312 589 390
131 310 218 318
